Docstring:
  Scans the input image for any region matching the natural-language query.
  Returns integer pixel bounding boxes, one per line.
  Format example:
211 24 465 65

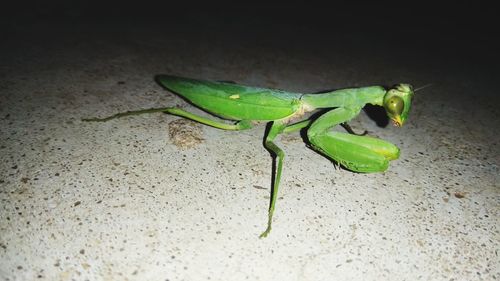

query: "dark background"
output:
1 1 497 96
2 2 496 63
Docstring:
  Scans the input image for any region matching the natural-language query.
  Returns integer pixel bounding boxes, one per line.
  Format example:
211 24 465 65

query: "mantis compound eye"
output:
385 96 404 116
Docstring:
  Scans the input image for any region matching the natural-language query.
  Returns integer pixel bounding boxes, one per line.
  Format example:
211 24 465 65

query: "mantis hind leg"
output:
82 107 253 131
260 120 287 238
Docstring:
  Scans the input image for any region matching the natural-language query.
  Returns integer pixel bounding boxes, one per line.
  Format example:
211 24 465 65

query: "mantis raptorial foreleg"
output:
307 108 399 173
83 107 253 131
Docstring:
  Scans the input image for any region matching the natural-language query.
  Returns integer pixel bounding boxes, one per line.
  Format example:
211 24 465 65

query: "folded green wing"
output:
156 75 303 120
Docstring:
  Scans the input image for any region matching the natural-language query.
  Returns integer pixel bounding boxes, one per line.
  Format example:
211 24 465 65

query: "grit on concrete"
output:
1 19 498 280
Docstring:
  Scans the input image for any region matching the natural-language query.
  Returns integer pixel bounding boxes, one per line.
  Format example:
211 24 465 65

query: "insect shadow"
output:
363 104 390 127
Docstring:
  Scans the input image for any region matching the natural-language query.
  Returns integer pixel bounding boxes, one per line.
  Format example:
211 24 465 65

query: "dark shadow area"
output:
364 104 390 128
262 122 277 200
1 2 497 81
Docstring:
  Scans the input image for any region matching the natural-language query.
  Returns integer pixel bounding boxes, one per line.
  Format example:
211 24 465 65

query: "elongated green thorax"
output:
302 84 413 128
302 86 386 110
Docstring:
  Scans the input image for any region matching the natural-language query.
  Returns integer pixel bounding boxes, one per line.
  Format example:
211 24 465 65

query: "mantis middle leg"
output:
260 120 288 238
284 119 366 135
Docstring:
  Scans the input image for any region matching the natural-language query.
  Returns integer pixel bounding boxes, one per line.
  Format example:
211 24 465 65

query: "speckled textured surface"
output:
1 14 499 281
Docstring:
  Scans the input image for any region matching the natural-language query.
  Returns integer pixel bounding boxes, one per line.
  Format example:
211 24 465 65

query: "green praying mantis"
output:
83 75 414 238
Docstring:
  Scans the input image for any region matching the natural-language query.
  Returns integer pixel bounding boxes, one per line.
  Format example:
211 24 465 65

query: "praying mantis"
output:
83 75 414 237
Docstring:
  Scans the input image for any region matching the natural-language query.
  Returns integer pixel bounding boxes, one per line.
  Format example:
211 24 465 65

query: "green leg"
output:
307 108 399 173
283 119 367 135
283 119 312 133
260 120 287 238
307 108 359 137
82 107 253 130
341 122 367 136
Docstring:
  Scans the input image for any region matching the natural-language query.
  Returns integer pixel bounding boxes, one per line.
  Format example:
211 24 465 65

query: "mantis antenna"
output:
414 83 433 92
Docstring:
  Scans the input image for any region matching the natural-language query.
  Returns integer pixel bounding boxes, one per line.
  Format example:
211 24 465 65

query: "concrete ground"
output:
1 7 498 281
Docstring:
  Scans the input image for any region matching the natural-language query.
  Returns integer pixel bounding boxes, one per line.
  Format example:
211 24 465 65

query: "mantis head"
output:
383 84 414 127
